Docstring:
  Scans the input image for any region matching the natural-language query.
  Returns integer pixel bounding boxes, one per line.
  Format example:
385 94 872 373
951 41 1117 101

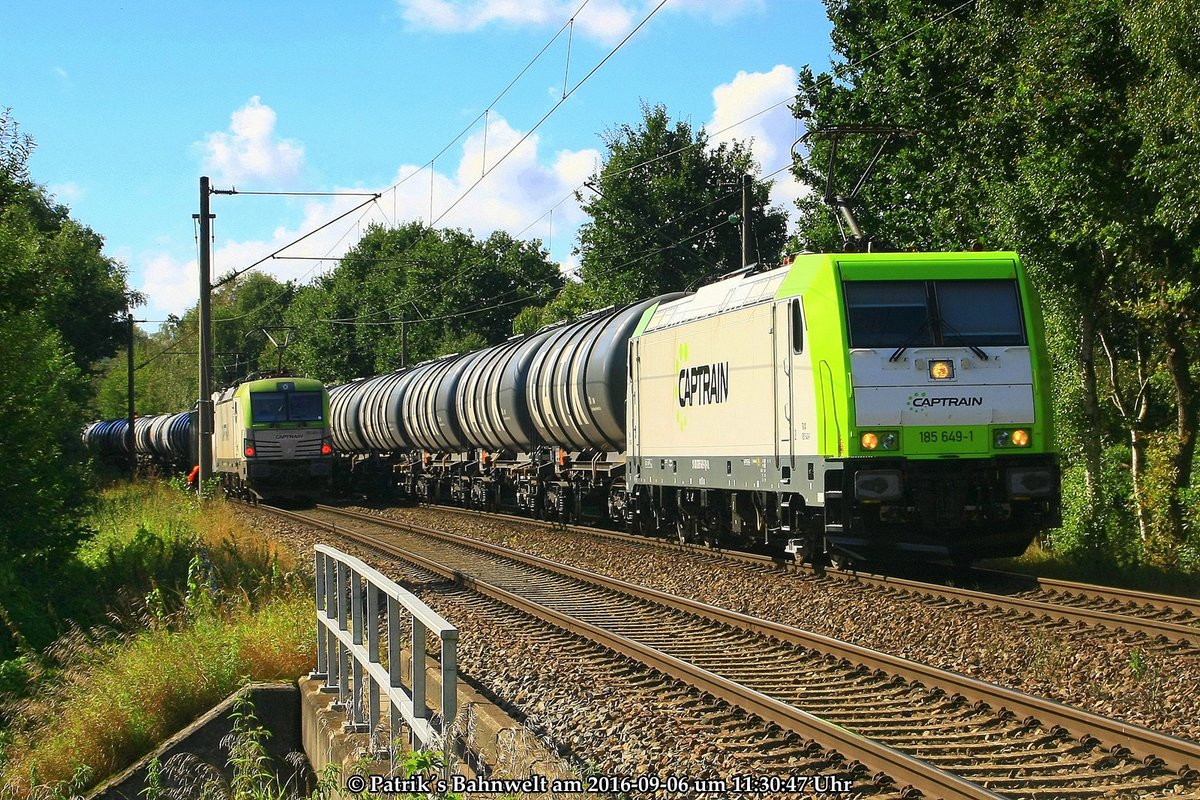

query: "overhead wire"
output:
212 198 382 326
430 0 670 227
140 0 978 354
383 0 595 198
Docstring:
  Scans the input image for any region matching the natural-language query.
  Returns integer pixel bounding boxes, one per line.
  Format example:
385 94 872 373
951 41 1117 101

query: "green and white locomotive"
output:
622 250 1059 562
212 375 333 500
326 247 1058 564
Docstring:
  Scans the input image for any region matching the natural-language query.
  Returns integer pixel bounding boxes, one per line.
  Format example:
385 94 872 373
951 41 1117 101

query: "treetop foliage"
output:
0 110 133 574
575 103 789 307
792 0 1200 567
284 222 563 384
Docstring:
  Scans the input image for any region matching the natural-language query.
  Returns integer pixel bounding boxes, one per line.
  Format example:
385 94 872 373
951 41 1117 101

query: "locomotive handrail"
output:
312 544 458 758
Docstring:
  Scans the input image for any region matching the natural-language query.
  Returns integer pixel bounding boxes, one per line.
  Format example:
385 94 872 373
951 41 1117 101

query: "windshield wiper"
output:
938 317 990 361
888 320 931 362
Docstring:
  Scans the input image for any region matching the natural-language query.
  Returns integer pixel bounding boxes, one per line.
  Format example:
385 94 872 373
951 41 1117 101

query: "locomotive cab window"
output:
251 392 288 423
288 391 325 422
790 298 804 353
251 390 325 424
844 278 1026 348
935 280 1025 346
844 281 933 348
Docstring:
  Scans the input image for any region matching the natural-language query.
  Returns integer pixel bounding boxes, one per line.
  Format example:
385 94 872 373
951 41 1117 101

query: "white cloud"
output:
137 68 805 322
49 182 84 204
139 112 599 322
140 252 198 320
396 0 758 42
199 96 305 186
706 64 806 216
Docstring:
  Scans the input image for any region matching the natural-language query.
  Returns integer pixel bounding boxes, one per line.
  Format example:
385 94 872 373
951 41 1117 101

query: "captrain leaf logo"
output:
675 342 690 431
908 391 928 412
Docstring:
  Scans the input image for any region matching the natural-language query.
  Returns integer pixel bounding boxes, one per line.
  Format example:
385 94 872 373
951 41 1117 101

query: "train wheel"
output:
795 533 821 566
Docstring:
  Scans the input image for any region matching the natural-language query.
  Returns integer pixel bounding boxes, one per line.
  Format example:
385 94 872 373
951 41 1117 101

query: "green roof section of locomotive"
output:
230 377 331 430
631 301 661 338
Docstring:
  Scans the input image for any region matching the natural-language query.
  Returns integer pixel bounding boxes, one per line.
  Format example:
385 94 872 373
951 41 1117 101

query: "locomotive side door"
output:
773 300 795 471
628 337 641 476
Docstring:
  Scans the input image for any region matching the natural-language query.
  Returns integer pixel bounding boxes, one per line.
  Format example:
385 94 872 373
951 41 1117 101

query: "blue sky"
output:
1 1 832 326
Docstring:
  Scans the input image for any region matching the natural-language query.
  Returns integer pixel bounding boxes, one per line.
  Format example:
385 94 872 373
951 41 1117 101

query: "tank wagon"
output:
212 375 333 500
331 295 681 516
82 418 131 466
83 410 196 472
330 250 1059 564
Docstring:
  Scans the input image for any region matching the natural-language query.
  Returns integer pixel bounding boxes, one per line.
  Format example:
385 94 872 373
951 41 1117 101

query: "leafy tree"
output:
0 111 134 649
0 109 133 370
0 308 91 565
575 103 789 307
513 280 599 334
286 222 562 384
791 0 1200 566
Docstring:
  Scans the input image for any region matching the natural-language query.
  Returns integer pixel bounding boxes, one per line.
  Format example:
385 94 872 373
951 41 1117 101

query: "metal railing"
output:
312 544 458 754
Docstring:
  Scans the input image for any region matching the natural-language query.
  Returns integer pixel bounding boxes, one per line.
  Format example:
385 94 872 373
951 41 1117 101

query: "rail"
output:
312 544 458 757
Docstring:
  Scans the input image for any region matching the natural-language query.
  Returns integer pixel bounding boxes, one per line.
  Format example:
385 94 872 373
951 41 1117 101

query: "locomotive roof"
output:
641 263 790 332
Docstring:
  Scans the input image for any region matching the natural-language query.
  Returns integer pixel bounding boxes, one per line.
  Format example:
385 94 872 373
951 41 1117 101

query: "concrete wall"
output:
89 682 303 800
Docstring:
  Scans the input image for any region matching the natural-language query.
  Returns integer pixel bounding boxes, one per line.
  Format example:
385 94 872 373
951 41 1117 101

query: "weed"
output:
1129 646 1145 677
1025 629 1072 684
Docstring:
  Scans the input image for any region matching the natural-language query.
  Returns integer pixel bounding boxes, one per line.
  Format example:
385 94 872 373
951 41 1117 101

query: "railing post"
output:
440 630 458 775
336 561 349 706
367 585 381 741
412 617 427 749
311 551 327 680
349 570 367 732
323 553 339 693
388 594 403 749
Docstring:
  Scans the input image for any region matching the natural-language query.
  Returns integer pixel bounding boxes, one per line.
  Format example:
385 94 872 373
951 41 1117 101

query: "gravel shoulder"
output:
243 500 1200 757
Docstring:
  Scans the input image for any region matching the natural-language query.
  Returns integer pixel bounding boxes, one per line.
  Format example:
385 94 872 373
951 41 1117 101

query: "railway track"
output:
262 501 1200 799
380 501 1200 649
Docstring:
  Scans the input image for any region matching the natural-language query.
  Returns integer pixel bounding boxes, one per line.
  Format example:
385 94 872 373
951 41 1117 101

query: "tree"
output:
791 0 1200 566
286 222 562 384
575 103 789 307
0 109 133 370
0 112 131 628
0 311 90 565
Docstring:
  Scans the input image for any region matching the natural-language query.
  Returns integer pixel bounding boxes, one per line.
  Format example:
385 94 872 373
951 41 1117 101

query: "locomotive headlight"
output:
994 428 1032 448
860 431 899 451
929 359 955 380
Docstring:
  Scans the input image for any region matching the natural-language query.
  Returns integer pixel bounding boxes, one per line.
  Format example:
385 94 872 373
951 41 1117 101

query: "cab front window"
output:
844 281 932 348
844 278 1025 348
249 390 324 423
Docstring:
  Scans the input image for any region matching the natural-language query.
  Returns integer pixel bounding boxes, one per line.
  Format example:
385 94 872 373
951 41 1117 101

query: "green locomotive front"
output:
212 376 333 500
810 253 1060 560
626 250 1059 563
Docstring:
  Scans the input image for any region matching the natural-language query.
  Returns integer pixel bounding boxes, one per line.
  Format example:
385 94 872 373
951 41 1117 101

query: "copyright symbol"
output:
345 774 367 793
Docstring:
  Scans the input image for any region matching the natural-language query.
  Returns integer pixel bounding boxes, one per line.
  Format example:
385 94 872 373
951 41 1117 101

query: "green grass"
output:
981 542 1200 597
0 481 315 800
